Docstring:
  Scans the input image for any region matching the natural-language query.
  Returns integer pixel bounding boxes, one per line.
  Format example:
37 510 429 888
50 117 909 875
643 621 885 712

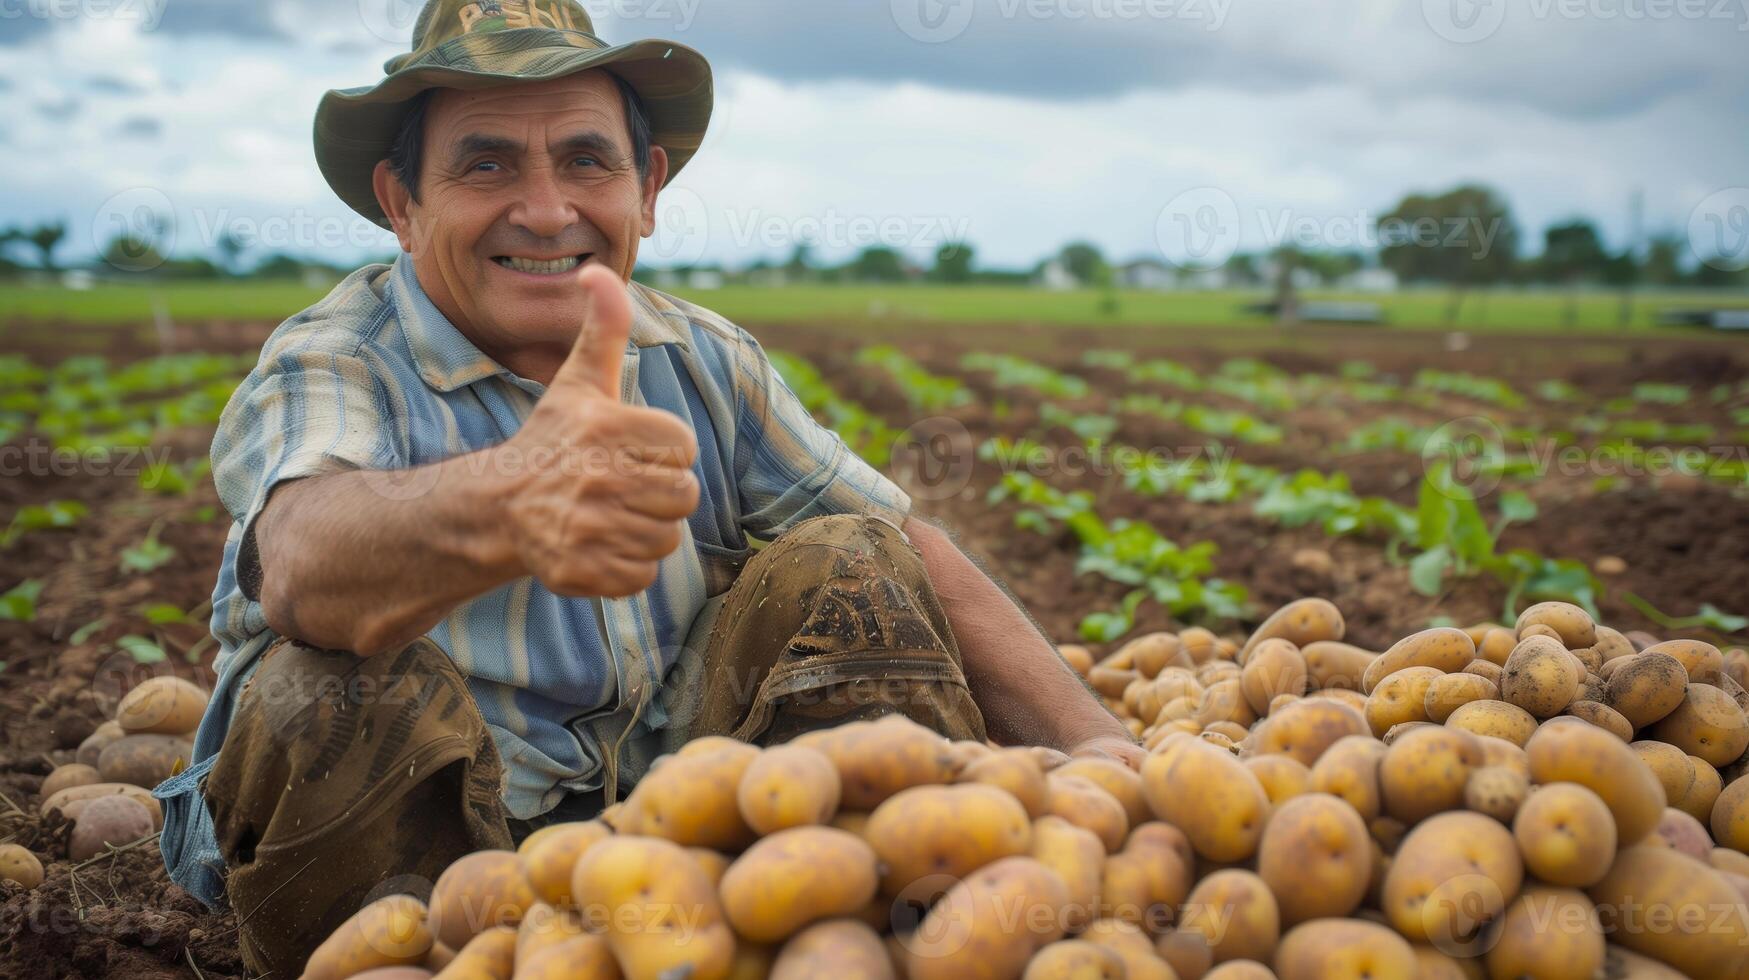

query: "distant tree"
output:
101 233 164 273
217 229 248 276
1378 185 1519 324
932 241 975 283
1541 220 1609 326
847 246 905 283
783 243 814 281
1601 249 1640 327
1058 241 1107 286
27 221 66 271
1641 234 1685 286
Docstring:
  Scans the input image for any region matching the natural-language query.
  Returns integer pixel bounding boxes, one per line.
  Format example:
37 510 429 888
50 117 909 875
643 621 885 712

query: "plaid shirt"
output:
187 254 909 821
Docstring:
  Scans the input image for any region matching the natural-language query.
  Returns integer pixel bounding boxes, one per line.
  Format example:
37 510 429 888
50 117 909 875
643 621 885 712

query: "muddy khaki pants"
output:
203 514 985 975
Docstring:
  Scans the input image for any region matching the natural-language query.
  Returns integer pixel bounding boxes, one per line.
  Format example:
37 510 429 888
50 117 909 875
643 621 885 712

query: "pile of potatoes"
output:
302 599 1749 979
0 674 206 889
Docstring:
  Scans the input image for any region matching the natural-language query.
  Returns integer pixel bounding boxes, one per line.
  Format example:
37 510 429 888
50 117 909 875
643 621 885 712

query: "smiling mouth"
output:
493 254 589 275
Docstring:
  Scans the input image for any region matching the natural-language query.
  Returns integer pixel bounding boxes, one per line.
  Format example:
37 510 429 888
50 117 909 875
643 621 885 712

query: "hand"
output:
1068 734 1146 771
499 264 701 598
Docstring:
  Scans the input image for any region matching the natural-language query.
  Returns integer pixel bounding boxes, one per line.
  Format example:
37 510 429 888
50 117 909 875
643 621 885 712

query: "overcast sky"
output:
1 0 1745 271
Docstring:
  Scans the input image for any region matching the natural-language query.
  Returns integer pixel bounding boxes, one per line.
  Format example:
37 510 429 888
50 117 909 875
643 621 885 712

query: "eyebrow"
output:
445 130 626 170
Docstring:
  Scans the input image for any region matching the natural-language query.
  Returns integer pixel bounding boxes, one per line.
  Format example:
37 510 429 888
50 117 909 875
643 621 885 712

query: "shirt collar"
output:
388 253 693 394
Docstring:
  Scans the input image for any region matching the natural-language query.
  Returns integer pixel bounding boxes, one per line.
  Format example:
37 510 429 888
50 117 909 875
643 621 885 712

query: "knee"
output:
237 637 461 734
779 513 914 559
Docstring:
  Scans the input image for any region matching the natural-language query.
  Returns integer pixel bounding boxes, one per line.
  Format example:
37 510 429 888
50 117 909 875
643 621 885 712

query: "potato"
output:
1244 754 1310 805
68 794 156 861
763 918 891 980
428 850 537 952
1273 918 1415 980
1673 755 1723 823
1301 641 1376 692
1101 822 1193 930
1256 794 1372 925
38 782 162 829
571 836 735 980
1512 784 1617 887
1382 812 1522 949
720 827 879 943
959 748 1050 819
1604 652 1689 728
1171 626 1218 665
1364 666 1443 737
1562 700 1632 741
1120 632 1185 679
1526 717 1666 844
1201 963 1275 980
1023 940 1124 980
1143 738 1271 862
617 744 756 849
905 857 1069 980
1598 945 1691 979
1412 945 1484 980
1515 601 1596 649
1709 773 1749 851
1199 731 1238 752
1423 673 1497 724
1308 736 1386 822
433 925 514 980
96 733 191 788
510 933 617 980
1192 679 1256 729
76 720 124 769
1484 887 1604 980
867 784 1032 897
1379 725 1483 825
1031 815 1106 931
1362 628 1475 694
1444 700 1536 746
1047 775 1129 854
1647 682 1749 766
1645 638 1724 685
797 715 962 810
737 744 841 835
1080 919 1178 980
1089 667 1141 700
1056 759 1148 830
1463 765 1528 823
1474 735 1530 779
1587 845 1749 977
1247 697 1368 768
1202 720 1249 743
1631 741 1696 805
1476 627 1517 667
302 894 433 980
1593 625 1636 662
512 903 586 964
1154 927 1215 979
40 763 101 799
0 844 44 890
1179 870 1280 965
516 821 610 908
1060 645 1095 676
683 845 730 886
1654 807 1712 860
115 676 208 736
1461 661 1505 691
1713 846 1749 876
1570 644 1605 675
1240 640 1308 716
348 969 432 980
1239 598 1343 664
1500 636 1579 719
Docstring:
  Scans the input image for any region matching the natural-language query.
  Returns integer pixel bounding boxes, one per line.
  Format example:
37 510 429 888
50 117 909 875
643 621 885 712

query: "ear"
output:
372 158 417 252
638 144 671 239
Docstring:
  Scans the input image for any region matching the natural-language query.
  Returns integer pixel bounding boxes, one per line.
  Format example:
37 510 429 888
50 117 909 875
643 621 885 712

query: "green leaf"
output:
69 617 108 645
116 634 167 664
141 603 188 625
1428 615 1458 628
0 579 43 622
1498 491 1537 525
120 525 176 574
1621 593 1748 634
1409 546 1452 597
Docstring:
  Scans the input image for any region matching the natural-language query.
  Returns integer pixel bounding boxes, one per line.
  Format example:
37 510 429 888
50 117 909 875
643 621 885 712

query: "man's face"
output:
374 70 668 376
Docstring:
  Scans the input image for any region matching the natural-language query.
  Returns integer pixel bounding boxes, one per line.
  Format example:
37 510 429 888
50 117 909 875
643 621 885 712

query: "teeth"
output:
498 255 580 274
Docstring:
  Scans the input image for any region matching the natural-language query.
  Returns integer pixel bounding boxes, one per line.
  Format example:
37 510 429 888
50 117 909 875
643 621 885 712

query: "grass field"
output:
2 278 1747 333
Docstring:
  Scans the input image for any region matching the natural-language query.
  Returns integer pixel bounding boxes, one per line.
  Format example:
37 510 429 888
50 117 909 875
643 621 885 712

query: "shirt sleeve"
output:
210 341 403 600
729 327 911 539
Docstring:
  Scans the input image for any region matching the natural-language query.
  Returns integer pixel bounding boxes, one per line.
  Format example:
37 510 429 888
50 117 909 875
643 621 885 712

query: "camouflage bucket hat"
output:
315 0 712 229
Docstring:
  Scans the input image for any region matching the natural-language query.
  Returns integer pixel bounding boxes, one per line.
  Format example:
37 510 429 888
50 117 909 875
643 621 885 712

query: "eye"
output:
471 160 501 173
570 155 601 170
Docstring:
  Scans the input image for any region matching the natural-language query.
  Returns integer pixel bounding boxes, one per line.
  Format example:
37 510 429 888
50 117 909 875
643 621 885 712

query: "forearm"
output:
253 449 519 654
905 517 1131 750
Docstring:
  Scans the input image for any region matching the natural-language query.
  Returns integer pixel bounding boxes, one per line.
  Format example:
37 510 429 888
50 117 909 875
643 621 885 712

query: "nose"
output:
508 161 576 240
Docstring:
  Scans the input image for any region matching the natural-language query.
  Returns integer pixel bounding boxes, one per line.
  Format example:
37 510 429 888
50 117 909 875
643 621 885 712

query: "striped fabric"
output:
190 254 910 819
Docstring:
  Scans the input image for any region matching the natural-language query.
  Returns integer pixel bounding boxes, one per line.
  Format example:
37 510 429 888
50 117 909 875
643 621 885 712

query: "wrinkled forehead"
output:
425 70 628 143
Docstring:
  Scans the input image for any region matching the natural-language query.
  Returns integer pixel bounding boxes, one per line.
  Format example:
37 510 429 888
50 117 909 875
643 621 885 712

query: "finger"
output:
550 263 633 398
545 554 660 599
619 468 700 522
606 407 701 469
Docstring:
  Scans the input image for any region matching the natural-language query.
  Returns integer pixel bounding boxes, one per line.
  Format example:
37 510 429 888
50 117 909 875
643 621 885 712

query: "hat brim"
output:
315 35 712 229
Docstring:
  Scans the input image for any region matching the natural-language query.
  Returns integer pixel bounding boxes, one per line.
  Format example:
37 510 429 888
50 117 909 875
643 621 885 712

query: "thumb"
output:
553 263 633 397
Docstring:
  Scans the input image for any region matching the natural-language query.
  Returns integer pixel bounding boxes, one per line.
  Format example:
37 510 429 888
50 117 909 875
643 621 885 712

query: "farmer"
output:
154 0 1140 972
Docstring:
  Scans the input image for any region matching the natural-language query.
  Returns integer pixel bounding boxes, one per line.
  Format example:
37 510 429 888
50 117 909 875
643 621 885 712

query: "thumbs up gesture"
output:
500 265 701 598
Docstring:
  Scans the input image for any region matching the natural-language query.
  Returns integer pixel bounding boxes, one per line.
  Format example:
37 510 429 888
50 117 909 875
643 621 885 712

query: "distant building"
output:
1340 267 1400 293
1035 258 1079 291
1118 259 1175 290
